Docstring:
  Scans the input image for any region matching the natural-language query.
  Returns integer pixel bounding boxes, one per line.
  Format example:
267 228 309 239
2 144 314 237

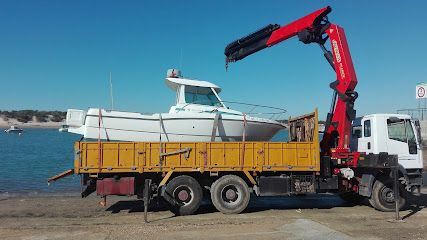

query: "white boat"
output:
66 69 286 142
58 125 69 132
4 126 25 133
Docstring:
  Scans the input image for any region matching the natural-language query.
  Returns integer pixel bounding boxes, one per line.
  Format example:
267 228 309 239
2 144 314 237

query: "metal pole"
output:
143 179 152 223
424 98 426 120
393 167 400 220
388 164 405 223
419 99 421 120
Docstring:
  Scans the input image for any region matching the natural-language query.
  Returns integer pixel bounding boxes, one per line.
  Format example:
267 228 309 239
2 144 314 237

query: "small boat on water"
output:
4 126 25 133
58 125 69 132
66 69 286 142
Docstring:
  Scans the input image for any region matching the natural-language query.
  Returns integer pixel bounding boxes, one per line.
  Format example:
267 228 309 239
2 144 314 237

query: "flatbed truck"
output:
49 6 423 216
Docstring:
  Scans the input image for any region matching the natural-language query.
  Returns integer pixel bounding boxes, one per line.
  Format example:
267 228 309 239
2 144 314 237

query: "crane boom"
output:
224 6 359 160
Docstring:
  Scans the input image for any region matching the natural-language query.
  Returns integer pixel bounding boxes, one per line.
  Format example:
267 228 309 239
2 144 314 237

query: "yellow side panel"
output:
205 142 258 169
146 143 161 168
82 143 99 168
224 142 240 167
102 142 137 168
162 143 198 168
262 142 319 171
264 142 284 167
162 143 179 166
208 143 225 168
295 143 312 166
283 143 298 166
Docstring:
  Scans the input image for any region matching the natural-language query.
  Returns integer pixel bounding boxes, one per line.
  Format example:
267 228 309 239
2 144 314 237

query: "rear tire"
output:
368 178 406 212
211 175 250 214
164 175 203 216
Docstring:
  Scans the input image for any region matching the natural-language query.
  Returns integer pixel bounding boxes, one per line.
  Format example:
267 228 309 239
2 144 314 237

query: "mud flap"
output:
359 174 375 197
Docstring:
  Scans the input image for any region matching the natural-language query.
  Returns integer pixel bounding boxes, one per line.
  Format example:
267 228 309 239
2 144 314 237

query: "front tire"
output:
368 178 406 212
164 175 203 216
211 175 250 214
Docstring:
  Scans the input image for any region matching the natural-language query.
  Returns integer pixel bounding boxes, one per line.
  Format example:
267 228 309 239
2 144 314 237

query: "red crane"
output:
224 6 359 164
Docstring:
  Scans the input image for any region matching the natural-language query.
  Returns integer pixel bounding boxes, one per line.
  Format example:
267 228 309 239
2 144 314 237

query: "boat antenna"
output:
110 72 114 110
179 48 183 69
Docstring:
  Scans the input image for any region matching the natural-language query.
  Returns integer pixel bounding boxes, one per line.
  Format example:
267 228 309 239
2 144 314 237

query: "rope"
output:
240 113 246 171
48 147 74 180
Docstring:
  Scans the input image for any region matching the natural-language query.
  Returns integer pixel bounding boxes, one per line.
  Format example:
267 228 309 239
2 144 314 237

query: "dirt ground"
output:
1 187 427 240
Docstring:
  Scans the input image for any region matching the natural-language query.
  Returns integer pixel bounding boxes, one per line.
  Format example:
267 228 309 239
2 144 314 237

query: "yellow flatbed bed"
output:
74 110 320 175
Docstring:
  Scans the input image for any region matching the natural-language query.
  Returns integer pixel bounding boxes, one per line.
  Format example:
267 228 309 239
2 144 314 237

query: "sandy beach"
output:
0 117 65 129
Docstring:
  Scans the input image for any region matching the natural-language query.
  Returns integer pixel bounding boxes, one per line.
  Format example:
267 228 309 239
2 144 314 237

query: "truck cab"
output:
350 114 424 192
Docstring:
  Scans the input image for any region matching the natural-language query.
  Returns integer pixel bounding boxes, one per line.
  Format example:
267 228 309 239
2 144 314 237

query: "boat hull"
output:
4 129 24 133
68 109 285 142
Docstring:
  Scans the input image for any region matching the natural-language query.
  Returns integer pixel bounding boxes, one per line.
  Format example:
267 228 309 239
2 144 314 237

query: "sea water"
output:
0 129 82 195
0 129 290 195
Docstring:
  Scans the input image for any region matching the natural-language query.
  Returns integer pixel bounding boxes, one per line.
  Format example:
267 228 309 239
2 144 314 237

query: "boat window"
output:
185 86 221 106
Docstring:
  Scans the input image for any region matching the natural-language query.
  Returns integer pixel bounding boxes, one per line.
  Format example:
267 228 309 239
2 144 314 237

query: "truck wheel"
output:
339 192 366 204
164 175 202 216
211 175 250 214
368 178 406 212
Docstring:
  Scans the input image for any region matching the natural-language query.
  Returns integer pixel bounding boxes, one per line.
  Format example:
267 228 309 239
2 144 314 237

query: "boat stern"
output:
66 109 87 135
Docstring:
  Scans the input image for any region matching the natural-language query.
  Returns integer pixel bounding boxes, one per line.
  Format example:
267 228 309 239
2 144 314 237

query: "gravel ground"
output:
1 187 427 240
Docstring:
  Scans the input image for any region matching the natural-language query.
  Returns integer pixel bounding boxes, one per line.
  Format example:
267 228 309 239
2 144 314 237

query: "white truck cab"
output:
350 113 424 192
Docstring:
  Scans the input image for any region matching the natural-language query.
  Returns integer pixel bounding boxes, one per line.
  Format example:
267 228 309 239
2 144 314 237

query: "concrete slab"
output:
276 219 357 240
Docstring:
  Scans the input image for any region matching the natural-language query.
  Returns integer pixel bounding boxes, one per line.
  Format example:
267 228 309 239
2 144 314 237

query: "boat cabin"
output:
165 69 231 113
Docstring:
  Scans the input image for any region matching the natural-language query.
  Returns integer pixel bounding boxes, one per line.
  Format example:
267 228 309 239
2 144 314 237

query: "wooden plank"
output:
47 169 74 182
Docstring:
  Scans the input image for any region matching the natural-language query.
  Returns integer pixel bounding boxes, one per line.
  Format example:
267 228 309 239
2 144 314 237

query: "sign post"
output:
416 82 427 120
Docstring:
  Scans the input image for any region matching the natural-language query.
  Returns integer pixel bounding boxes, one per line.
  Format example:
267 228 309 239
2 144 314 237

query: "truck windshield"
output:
387 119 417 154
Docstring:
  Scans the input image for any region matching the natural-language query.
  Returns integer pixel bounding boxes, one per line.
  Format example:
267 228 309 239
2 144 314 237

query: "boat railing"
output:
177 100 286 120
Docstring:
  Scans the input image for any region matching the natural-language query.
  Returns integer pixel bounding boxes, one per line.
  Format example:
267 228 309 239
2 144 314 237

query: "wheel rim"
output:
173 185 193 206
380 186 394 204
220 185 241 205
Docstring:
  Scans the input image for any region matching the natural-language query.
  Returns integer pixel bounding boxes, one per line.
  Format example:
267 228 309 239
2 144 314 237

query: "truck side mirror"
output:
414 119 422 144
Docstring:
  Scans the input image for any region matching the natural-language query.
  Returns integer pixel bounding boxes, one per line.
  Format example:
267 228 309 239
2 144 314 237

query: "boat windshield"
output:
185 86 221 107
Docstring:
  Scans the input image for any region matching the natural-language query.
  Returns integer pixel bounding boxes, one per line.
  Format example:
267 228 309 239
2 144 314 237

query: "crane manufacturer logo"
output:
332 40 341 63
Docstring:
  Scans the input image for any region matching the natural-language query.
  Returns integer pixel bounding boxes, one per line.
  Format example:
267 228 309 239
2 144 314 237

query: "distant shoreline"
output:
0 125 61 130
0 119 66 129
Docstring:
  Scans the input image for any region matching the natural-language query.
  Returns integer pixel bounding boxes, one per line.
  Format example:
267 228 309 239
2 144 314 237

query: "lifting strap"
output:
211 113 220 142
98 109 102 173
240 113 246 171
159 113 163 172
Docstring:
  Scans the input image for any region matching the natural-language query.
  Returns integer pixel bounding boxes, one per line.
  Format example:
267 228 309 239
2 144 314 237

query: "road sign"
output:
416 83 427 99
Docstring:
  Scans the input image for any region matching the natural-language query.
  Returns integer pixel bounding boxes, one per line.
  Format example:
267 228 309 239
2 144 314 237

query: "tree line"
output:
0 110 66 123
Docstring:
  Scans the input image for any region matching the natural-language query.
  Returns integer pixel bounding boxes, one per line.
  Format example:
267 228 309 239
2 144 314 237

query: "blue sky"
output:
1 1 426 120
